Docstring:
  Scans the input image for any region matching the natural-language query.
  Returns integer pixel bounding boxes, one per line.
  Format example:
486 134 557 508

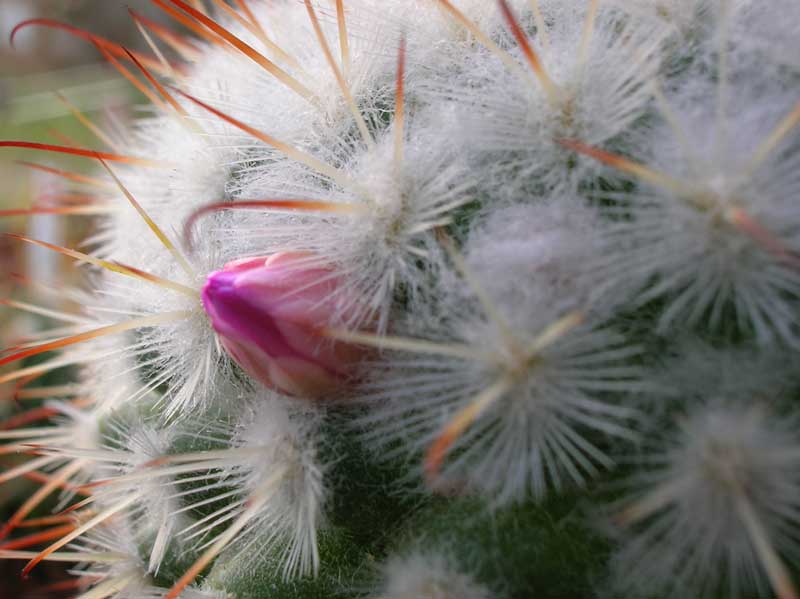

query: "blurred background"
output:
1 0 167 211
0 2 173 595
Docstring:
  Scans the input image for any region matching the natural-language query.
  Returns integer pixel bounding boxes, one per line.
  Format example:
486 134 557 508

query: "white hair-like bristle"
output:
357 250 643 503
593 81 800 346
610 399 800 598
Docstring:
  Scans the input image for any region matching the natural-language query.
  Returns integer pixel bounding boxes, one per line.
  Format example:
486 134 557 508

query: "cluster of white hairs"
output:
0 1 798 598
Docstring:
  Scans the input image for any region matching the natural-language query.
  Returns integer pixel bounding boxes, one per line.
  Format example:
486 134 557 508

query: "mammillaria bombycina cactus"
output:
1 1 799 598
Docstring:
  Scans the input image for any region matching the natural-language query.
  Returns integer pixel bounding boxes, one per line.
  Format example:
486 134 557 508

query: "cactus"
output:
1 1 799 598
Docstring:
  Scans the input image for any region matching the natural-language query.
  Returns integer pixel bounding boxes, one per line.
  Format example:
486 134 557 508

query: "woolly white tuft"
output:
357 237 643 503
430 2 666 198
611 399 800 598
378 552 493 599
593 82 800 345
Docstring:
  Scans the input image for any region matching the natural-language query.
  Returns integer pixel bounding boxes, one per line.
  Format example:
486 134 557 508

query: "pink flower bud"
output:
201 252 366 397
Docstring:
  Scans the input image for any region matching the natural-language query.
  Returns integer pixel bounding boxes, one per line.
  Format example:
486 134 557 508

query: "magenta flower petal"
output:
201 252 366 397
